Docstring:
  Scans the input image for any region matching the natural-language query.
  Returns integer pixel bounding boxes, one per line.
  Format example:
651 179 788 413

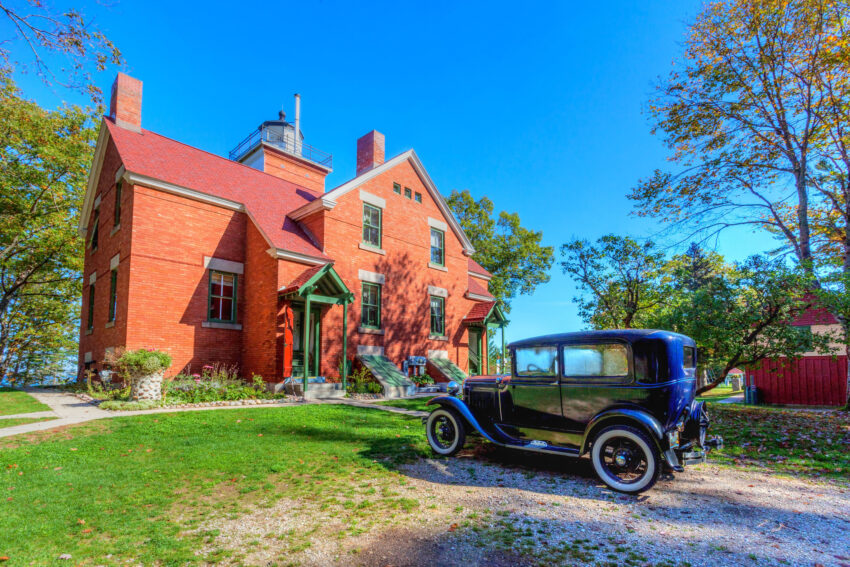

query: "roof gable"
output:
79 118 328 263
293 150 475 255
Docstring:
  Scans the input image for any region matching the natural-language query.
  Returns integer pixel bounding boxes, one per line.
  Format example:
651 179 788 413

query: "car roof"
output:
508 329 694 348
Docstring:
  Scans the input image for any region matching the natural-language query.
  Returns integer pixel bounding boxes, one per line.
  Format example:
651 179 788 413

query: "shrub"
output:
345 366 383 395
414 373 435 386
162 364 280 404
100 399 161 411
109 348 172 379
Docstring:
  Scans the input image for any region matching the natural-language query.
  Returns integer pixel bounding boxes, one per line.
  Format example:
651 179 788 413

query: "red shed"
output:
747 305 847 406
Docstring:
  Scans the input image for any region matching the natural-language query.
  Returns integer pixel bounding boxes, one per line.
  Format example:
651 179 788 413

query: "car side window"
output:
562 344 629 380
515 346 559 377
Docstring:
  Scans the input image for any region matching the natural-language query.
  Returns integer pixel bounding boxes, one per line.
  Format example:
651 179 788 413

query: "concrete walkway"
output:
717 393 745 404
0 389 429 439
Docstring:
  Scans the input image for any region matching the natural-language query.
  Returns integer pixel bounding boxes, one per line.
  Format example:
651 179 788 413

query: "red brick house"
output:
77 73 507 393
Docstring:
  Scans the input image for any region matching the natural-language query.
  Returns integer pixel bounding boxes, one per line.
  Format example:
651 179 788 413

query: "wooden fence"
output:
747 355 847 407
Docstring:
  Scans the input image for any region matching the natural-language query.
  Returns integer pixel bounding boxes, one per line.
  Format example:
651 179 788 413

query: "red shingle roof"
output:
279 264 327 294
467 276 494 299
464 301 496 323
104 119 328 260
468 258 492 278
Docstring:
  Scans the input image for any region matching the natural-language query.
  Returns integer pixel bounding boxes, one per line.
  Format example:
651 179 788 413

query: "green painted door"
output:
468 328 482 375
292 305 322 378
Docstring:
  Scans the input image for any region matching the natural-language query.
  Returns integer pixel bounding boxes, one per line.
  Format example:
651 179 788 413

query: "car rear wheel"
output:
426 408 466 456
591 425 660 494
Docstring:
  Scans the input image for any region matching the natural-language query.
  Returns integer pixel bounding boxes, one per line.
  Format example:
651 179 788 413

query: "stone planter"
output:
130 371 164 401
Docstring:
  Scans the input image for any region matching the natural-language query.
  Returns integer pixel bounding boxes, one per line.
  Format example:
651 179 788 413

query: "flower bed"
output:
74 391 301 411
76 362 302 410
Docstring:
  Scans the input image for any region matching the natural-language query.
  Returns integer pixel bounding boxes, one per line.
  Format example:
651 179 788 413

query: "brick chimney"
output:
109 73 143 132
356 130 385 175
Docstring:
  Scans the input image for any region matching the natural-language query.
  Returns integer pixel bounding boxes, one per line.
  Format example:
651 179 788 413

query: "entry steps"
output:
427 355 467 383
357 354 416 399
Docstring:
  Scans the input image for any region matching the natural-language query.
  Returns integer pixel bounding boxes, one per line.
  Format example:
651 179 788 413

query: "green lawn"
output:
0 399 846 565
0 417 56 430
707 404 850 481
696 385 741 401
375 395 436 412
0 389 51 416
0 405 428 566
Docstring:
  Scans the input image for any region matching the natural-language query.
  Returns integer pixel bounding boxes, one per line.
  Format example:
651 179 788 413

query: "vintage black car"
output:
424 330 723 493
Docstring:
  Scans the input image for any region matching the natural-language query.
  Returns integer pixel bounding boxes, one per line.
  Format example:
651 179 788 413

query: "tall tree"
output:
560 235 668 329
0 3 121 384
562 237 832 394
0 0 122 106
628 0 850 404
649 254 831 394
447 189 554 312
0 74 93 384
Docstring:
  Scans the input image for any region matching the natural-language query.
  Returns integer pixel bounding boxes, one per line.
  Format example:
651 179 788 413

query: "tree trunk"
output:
695 361 737 396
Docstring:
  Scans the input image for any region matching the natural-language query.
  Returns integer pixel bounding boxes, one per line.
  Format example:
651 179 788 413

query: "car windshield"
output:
515 346 559 376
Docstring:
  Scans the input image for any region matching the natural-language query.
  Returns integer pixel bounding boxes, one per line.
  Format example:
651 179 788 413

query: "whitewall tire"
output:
426 408 466 456
591 425 661 493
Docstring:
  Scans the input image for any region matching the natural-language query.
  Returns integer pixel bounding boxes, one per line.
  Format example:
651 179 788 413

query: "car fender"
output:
581 408 665 454
425 396 502 445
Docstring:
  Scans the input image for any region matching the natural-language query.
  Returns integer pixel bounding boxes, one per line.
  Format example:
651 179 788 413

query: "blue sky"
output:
12 1 777 342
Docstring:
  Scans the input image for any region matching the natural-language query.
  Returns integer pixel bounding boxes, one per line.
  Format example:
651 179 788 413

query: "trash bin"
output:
746 385 759 405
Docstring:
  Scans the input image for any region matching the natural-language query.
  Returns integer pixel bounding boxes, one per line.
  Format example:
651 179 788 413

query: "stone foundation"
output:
131 371 164 401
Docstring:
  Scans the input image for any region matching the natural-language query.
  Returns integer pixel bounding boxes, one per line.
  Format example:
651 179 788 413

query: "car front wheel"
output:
591 425 661 494
426 408 466 456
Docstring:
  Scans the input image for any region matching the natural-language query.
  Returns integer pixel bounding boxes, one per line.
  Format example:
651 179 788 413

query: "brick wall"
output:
306 158 476 379
240 221 279 380
123 185 247 376
78 139 131 376
262 145 327 195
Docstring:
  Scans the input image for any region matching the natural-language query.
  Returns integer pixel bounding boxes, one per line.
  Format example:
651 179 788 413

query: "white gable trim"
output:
125 172 244 212
466 292 494 302
268 247 327 266
468 270 492 281
298 150 476 255
78 120 111 237
288 196 337 221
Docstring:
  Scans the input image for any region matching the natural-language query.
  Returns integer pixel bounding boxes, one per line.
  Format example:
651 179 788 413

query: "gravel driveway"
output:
201 445 850 567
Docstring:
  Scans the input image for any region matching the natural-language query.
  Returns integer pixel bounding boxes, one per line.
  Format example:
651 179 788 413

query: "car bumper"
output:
665 435 723 471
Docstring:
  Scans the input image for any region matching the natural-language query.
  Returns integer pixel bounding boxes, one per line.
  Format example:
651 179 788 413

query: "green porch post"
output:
341 301 348 390
501 325 506 374
313 315 320 378
303 295 311 393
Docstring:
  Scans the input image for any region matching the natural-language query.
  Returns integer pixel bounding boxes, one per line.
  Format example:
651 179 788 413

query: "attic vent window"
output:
393 182 401 195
